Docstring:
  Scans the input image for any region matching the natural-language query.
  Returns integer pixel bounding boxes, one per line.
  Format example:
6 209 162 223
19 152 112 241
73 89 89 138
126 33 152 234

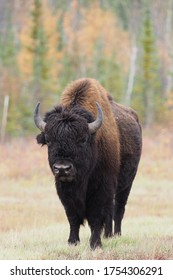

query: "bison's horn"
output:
34 102 46 132
88 102 103 134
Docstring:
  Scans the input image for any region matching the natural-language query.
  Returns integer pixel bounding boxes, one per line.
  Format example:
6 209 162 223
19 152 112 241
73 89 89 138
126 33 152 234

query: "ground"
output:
0 127 173 260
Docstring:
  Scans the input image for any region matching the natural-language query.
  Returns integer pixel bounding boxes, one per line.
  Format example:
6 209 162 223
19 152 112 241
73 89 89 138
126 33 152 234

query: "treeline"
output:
0 0 173 138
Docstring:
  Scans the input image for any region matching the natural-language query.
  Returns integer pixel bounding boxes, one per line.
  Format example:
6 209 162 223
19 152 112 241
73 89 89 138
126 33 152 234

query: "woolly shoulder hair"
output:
60 78 120 174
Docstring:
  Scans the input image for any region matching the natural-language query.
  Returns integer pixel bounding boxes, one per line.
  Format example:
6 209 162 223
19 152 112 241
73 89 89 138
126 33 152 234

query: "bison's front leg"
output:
87 210 103 249
56 183 84 246
87 178 114 249
68 224 80 245
66 213 81 246
89 223 102 249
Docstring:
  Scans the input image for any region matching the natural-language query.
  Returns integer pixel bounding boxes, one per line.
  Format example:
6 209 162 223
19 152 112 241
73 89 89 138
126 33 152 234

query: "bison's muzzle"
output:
53 161 76 182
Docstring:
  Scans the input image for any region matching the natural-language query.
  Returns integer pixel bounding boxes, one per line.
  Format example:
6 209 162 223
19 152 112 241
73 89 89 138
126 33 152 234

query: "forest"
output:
0 0 173 139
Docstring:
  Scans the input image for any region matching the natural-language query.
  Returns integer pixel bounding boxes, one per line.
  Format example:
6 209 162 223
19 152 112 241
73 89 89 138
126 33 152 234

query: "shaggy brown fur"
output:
61 78 120 177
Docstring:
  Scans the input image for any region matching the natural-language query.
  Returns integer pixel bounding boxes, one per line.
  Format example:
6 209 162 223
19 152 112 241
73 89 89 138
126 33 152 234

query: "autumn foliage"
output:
0 0 173 137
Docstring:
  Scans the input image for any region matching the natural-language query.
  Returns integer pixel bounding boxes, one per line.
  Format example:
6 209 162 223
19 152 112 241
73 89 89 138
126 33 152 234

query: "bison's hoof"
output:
104 232 113 239
68 238 80 246
114 231 121 237
90 239 102 250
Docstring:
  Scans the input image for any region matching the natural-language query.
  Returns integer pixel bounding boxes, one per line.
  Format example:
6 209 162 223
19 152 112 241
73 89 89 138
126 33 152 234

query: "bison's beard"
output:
56 175 74 183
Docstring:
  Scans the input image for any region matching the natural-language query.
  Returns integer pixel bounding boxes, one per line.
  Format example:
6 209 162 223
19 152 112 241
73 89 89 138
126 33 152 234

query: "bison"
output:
34 78 142 249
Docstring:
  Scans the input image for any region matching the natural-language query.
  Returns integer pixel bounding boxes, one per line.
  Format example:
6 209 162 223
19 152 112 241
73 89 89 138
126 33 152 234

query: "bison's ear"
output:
36 132 46 146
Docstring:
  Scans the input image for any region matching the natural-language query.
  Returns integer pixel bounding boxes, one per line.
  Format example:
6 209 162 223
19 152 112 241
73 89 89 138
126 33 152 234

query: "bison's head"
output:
34 103 103 183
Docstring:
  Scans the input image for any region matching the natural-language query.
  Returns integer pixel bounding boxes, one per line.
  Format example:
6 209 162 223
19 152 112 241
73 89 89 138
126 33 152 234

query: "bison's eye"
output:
80 135 89 145
45 135 51 146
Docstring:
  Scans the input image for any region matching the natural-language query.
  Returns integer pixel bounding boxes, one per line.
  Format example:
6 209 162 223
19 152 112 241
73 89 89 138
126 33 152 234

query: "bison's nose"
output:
53 163 72 175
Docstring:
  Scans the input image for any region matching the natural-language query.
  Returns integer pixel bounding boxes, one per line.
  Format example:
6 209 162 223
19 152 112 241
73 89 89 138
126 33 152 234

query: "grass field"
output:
0 128 173 260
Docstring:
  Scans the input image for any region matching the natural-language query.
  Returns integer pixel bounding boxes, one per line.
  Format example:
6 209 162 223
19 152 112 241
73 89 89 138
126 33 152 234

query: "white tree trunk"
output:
0 95 9 143
125 43 138 106
165 0 173 96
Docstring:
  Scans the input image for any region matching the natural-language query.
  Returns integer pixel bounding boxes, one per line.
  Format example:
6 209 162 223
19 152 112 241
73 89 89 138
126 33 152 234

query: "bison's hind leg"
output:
114 158 140 236
114 200 125 235
104 211 113 238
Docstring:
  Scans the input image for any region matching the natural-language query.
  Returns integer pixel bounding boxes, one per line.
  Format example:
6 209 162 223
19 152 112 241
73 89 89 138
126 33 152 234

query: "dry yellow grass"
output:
0 128 173 259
